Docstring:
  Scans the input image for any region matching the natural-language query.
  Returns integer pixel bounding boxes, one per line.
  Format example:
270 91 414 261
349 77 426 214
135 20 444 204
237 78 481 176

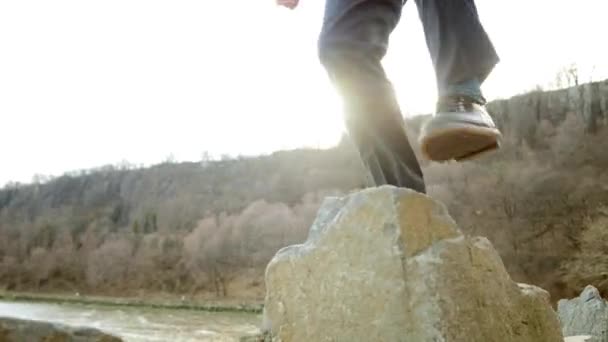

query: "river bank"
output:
0 300 262 341
0 291 263 314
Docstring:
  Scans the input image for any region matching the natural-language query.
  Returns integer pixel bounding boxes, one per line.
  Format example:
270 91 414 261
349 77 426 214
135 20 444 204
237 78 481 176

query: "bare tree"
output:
86 237 133 289
554 63 580 89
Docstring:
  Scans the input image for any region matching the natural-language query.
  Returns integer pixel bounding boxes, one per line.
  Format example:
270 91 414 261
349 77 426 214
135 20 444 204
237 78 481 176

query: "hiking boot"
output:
419 96 502 162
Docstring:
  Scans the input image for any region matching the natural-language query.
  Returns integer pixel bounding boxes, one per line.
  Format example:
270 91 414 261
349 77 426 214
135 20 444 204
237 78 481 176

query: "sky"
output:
1 0 607 186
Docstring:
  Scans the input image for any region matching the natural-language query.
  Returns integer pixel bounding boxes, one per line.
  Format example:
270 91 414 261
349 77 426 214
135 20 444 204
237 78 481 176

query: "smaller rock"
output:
564 336 594 342
0 317 122 342
558 285 608 341
240 331 273 342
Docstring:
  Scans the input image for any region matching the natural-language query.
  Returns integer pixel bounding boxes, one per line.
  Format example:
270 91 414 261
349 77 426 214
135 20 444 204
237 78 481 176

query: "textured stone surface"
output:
263 186 563 342
558 285 608 341
564 336 594 342
0 317 122 342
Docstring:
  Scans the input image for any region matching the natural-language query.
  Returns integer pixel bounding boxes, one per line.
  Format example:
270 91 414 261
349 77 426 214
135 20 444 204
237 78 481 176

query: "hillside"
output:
1 79 608 301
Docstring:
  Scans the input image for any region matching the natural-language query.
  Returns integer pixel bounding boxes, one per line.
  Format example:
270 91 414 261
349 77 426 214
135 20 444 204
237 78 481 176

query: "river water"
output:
0 300 262 341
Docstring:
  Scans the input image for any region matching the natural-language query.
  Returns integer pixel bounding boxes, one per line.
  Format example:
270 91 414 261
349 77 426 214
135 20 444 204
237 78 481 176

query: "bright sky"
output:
1 0 607 185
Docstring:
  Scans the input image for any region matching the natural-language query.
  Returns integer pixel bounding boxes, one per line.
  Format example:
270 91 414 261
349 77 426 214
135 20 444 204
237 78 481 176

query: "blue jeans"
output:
318 0 499 193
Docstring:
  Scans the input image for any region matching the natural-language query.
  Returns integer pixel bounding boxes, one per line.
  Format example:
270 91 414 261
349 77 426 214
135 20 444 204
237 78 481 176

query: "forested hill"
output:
0 143 365 234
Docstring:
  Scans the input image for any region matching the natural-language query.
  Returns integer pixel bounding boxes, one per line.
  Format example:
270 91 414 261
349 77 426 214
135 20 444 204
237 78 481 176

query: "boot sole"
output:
420 123 502 162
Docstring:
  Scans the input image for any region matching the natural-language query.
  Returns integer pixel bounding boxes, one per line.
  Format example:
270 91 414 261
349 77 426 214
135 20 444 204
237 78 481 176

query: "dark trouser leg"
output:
318 0 426 193
414 0 500 100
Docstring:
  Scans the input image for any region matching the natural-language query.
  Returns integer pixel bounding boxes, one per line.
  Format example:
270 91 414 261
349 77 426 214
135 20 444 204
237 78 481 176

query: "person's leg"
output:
415 0 499 99
415 0 502 162
318 0 426 193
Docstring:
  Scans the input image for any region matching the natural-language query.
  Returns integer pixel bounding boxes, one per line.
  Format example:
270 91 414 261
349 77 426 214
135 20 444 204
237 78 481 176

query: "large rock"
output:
558 285 608 341
0 317 122 342
263 186 563 342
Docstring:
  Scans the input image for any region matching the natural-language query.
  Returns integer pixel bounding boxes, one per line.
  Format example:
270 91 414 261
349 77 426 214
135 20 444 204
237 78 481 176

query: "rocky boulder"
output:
558 285 608 341
263 186 563 341
0 317 122 342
